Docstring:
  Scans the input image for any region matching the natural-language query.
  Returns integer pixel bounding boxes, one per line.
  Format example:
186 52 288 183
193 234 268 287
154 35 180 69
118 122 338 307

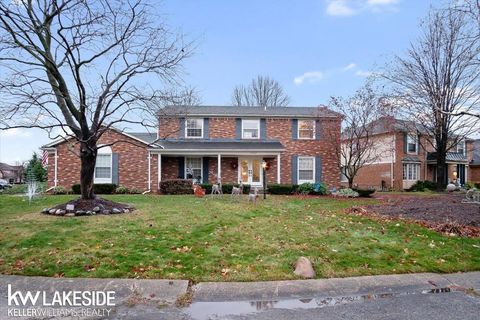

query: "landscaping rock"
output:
65 213 75 217
124 209 130 214
112 208 122 214
75 210 86 216
41 208 50 214
92 206 101 213
86 211 93 216
55 209 66 216
447 183 457 192
294 257 315 279
102 209 111 215
49 209 57 214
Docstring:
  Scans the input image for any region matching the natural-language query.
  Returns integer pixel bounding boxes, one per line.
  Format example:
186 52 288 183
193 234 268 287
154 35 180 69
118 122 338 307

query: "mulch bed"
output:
42 198 134 217
348 193 480 237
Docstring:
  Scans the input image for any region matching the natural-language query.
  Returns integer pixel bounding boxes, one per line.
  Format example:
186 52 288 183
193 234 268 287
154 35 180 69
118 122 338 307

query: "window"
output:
298 120 315 139
94 146 112 183
407 135 418 154
185 157 202 183
242 119 260 139
186 118 203 138
298 157 315 183
402 163 420 181
457 140 466 155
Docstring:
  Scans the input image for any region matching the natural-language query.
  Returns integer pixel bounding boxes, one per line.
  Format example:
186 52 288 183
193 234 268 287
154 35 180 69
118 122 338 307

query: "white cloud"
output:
326 0 357 16
326 0 400 17
294 71 325 85
343 63 357 71
355 70 373 77
0 128 32 137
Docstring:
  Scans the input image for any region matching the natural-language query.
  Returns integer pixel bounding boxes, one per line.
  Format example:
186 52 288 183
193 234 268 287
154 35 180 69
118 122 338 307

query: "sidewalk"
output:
1 272 479 319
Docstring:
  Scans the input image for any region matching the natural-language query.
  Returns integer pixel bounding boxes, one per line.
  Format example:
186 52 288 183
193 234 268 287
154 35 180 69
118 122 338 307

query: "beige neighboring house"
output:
341 116 473 191
0 162 24 184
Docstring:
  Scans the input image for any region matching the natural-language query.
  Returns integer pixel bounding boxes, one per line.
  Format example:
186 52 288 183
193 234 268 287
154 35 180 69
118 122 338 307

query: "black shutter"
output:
291 155 298 185
178 157 185 179
315 156 322 183
260 118 267 140
315 120 321 140
292 119 298 139
202 157 209 183
204 118 209 139
403 133 408 153
236 118 242 139
112 153 119 186
179 118 185 138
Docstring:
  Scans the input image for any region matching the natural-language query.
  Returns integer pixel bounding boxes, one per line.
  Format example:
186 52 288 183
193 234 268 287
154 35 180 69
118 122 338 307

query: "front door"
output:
239 157 262 186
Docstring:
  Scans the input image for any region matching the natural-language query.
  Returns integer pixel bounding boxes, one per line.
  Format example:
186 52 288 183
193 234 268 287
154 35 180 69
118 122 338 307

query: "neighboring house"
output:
468 139 480 184
342 116 474 190
0 162 24 184
42 105 342 192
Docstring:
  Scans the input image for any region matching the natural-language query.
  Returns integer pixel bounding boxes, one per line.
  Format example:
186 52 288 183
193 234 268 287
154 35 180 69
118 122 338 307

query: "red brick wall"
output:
158 118 179 139
47 130 150 192
469 166 480 183
209 118 236 139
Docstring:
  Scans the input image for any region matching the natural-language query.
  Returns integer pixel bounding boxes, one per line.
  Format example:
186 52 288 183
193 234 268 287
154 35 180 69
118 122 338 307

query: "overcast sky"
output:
0 0 436 165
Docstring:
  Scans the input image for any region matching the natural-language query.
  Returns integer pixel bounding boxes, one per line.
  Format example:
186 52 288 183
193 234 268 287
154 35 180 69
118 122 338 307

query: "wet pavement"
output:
1 272 479 319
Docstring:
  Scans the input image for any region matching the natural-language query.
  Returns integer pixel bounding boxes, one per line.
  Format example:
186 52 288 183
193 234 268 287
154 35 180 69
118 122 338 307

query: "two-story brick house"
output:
42 105 342 192
343 116 474 190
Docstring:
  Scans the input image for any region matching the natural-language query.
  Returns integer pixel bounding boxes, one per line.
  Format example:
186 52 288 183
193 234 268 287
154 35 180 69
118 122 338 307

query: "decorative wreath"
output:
230 162 238 170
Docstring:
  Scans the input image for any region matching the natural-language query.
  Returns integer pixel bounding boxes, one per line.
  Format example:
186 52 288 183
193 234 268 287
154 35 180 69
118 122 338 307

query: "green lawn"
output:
0 194 478 282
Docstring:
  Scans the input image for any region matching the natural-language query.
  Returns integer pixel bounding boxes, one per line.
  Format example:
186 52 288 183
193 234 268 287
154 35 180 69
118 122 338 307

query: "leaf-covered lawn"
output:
0 194 478 281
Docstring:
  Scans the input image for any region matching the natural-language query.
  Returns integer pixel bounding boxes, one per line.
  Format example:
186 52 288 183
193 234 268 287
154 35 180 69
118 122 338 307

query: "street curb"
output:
191 272 480 302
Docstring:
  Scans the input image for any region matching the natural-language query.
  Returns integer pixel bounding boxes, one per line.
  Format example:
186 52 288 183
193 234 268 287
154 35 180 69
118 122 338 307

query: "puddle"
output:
184 288 456 320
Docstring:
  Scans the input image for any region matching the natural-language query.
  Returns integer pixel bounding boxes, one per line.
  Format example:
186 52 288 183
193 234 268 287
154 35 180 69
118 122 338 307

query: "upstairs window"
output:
186 118 203 138
298 157 315 183
407 135 418 154
95 146 112 183
242 119 260 139
298 120 315 139
457 140 466 155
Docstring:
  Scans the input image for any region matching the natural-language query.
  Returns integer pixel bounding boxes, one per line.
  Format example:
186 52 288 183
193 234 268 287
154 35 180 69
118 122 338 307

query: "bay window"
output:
403 163 420 181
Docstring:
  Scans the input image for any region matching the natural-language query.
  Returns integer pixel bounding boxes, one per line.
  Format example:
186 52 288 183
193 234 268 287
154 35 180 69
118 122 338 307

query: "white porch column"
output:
147 151 151 190
277 154 281 184
158 154 162 185
217 154 221 182
54 149 58 187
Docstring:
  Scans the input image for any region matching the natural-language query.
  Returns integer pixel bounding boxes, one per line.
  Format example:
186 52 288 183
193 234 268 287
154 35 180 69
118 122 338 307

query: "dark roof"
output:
155 139 284 151
369 116 427 135
160 105 341 118
427 152 468 163
126 132 158 144
0 162 23 171
402 156 421 163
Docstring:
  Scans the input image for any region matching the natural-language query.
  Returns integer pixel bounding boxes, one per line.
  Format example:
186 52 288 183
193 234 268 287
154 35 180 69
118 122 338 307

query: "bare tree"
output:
0 0 193 200
329 83 391 189
382 6 480 190
232 75 290 107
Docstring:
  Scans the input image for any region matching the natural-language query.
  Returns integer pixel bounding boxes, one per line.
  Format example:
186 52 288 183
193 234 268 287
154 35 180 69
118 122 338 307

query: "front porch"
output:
426 152 468 186
147 139 285 192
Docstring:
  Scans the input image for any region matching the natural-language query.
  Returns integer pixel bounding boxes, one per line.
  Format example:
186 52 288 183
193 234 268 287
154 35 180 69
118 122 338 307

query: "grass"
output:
0 194 478 282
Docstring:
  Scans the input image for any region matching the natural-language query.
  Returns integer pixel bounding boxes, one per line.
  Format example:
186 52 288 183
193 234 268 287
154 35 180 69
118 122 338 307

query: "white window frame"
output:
406 135 418 154
185 157 203 184
297 156 315 184
185 118 204 139
457 140 466 155
298 120 316 140
94 146 113 184
402 163 420 181
242 119 260 139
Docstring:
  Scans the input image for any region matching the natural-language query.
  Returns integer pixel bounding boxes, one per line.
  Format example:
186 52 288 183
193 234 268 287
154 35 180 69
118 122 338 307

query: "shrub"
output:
129 187 142 194
52 186 68 195
268 184 297 195
71 183 117 195
298 183 315 195
407 180 437 192
312 183 328 195
336 188 359 198
353 188 376 198
160 179 193 195
116 186 129 194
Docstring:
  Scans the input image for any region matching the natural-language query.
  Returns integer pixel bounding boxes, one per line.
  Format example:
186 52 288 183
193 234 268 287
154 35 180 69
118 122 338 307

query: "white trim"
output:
297 119 316 140
147 152 151 191
238 157 263 186
185 118 204 139
184 156 203 183
297 156 315 184
217 154 221 182
148 149 283 155
277 154 281 184
402 162 420 181
54 149 58 187
241 119 260 139
406 134 418 155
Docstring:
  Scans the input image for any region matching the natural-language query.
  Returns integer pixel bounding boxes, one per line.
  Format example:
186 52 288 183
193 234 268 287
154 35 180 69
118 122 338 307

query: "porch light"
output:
453 171 457 178
262 160 267 169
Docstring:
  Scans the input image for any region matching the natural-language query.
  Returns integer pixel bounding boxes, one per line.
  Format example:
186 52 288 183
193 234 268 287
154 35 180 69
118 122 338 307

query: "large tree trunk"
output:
348 178 354 189
79 141 97 200
436 154 447 192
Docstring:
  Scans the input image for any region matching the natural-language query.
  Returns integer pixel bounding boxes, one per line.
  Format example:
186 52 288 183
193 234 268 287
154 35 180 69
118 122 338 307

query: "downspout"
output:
143 151 151 194
391 134 395 189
